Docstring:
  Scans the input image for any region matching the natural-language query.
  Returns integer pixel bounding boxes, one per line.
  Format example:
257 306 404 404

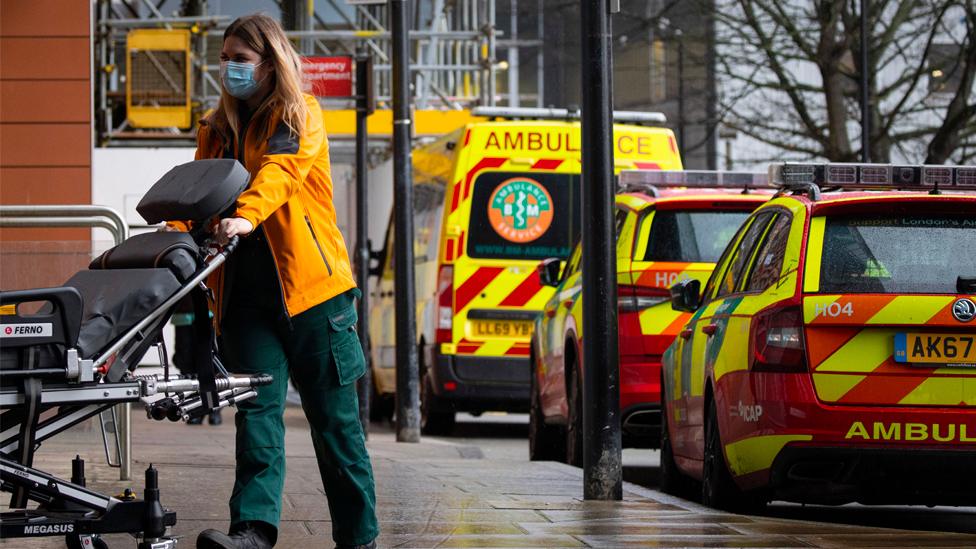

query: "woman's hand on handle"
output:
216 217 254 246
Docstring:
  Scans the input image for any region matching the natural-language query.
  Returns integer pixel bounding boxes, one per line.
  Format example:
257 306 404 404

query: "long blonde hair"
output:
206 14 307 146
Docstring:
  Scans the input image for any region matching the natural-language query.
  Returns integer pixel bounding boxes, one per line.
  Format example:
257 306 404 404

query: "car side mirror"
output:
958 276 976 293
670 279 702 313
538 258 562 288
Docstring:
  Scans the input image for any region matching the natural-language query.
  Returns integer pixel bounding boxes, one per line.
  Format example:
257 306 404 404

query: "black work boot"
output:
208 409 222 425
197 521 275 549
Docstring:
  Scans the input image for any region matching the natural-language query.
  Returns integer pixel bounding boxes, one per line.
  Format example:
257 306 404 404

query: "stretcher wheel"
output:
65 534 109 549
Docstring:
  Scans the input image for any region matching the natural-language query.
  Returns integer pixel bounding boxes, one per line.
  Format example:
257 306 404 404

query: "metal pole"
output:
580 0 621 500
536 0 544 107
487 0 497 106
508 0 519 107
676 31 685 155
117 402 131 480
860 0 870 162
391 0 421 443
0 204 132 480
355 51 373 437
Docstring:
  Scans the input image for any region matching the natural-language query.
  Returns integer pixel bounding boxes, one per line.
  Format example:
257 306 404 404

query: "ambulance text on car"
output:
660 163 976 510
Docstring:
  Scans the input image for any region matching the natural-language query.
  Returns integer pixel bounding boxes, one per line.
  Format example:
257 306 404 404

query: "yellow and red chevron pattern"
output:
804 295 976 407
630 262 711 349
438 122 683 360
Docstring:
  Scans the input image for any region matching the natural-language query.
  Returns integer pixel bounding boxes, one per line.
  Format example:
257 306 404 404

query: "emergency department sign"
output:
487 177 554 243
302 56 353 97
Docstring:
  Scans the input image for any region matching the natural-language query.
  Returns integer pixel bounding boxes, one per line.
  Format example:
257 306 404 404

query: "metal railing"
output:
0 205 132 481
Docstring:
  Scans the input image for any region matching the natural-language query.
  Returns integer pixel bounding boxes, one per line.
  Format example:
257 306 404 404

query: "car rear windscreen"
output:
644 210 751 263
819 214 976 294
467 172 579 260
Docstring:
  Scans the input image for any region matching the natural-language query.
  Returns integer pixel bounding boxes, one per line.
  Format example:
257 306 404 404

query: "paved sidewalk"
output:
4 407 976 548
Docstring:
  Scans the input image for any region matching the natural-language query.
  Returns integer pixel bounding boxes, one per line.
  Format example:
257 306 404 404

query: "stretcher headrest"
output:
90 232 199 282
137 159 250 225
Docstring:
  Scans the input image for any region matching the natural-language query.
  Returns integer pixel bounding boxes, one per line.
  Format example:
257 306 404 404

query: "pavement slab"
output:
3 406 975 548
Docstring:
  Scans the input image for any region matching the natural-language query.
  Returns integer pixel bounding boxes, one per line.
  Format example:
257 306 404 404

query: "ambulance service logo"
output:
487 177 554 243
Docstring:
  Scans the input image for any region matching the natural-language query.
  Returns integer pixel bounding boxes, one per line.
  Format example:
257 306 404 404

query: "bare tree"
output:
714 0 976 165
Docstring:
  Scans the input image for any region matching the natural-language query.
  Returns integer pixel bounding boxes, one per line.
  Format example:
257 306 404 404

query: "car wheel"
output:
565 360 584 467
658 379 699 499
529 345 565 462
702 398 763 512
420 372 455 436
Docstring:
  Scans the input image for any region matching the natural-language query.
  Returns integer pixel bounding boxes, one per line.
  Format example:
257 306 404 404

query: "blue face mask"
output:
220 60 265 100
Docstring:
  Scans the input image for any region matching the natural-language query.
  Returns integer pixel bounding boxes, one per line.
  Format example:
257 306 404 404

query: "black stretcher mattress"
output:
64 269 181 359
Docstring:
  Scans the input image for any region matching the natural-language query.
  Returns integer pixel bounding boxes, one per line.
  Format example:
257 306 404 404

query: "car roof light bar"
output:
472 106 667 125
769 162 976 194
618 170 771 194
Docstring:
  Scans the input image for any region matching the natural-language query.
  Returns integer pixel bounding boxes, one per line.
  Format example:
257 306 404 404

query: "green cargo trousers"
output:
220 289 379 546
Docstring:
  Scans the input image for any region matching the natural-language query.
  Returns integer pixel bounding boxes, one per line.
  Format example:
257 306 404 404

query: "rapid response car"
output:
661 162 976 510
529 171 771 464
369 107 683 434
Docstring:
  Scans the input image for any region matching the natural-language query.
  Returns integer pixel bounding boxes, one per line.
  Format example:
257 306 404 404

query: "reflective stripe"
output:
724 434 812 476
814 331 892 373
802 216 825 293
811 373 865 402
867 296 952 325
498 271 543 307
455 267 505 312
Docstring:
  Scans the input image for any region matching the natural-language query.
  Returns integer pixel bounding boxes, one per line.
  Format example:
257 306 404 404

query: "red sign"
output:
302 56 353 98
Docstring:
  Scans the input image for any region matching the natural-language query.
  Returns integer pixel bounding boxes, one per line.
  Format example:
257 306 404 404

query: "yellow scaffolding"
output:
126 29 192 129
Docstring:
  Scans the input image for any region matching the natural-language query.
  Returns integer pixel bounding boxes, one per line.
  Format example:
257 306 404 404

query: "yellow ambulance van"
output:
369 107 683 434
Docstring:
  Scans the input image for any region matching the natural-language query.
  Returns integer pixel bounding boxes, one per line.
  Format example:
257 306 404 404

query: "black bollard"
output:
142 464 165 540
71 455 85 487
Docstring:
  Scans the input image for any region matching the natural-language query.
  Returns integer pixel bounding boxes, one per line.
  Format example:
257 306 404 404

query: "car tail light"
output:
436 265 454 344
618 285 670 313
750 303 807 372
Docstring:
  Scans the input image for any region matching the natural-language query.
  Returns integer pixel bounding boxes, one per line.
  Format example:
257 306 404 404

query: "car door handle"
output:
701 324 718 336
679 328 694 340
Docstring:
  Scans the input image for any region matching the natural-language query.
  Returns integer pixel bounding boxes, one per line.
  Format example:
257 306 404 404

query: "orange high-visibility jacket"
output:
183 94 356 320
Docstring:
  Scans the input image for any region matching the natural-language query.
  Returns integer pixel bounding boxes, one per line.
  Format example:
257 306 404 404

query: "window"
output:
715 212 775 298
745 213 792 292
819 214 976 294
644 210 752 263
467 172 580 261
702 217 752 303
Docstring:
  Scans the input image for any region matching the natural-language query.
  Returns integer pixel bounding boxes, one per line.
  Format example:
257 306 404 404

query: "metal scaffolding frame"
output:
93 0 545 146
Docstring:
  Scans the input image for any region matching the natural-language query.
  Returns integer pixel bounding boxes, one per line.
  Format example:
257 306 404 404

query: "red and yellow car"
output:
529 171 770 464
661 163 976 509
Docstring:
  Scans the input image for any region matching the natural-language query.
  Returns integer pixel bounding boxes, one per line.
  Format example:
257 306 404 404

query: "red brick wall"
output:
0 0 92 238
1 1 93 288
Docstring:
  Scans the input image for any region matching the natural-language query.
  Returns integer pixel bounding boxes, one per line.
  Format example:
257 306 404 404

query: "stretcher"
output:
0 159 272 548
